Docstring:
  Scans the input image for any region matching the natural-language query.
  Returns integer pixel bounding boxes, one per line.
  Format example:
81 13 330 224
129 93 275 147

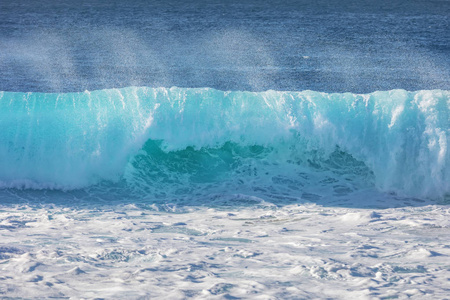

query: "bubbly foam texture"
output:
0 87 448 199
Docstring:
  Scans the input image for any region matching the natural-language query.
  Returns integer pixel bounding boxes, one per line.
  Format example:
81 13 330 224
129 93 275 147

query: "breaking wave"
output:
0 87 448 200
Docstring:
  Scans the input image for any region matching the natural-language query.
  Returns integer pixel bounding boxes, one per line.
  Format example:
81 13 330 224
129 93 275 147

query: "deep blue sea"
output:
0 0 449 207
1 0 449 93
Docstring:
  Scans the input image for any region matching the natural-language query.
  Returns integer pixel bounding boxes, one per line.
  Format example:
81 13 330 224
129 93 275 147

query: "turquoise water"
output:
1 87 448 205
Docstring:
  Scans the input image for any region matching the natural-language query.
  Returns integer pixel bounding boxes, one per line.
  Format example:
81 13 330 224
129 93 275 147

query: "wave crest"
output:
0 87 448 199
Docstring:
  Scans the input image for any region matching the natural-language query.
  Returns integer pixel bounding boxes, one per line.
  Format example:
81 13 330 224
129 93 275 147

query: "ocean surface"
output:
1 0 449 93
0 0 449 299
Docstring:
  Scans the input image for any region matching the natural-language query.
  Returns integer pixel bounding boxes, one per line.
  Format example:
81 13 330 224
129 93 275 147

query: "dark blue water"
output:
1 0 449 93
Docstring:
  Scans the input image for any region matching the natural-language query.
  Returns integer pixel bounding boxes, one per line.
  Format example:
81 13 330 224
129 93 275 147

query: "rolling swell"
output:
0 87 448 200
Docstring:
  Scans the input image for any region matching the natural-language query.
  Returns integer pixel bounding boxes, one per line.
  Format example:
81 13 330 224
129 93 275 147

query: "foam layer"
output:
0 87 448 199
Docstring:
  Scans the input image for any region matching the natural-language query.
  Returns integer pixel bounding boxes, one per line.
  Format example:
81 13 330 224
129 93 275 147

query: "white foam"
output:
0 202 448 299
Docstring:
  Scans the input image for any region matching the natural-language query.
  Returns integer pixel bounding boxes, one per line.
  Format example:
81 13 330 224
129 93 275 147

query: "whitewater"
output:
1 87 449 299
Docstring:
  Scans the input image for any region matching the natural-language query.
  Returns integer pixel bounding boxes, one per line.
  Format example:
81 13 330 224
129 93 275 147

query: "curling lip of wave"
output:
0 87 448 199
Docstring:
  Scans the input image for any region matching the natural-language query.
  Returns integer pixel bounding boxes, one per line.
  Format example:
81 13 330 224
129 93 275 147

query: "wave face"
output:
0 87 448 200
